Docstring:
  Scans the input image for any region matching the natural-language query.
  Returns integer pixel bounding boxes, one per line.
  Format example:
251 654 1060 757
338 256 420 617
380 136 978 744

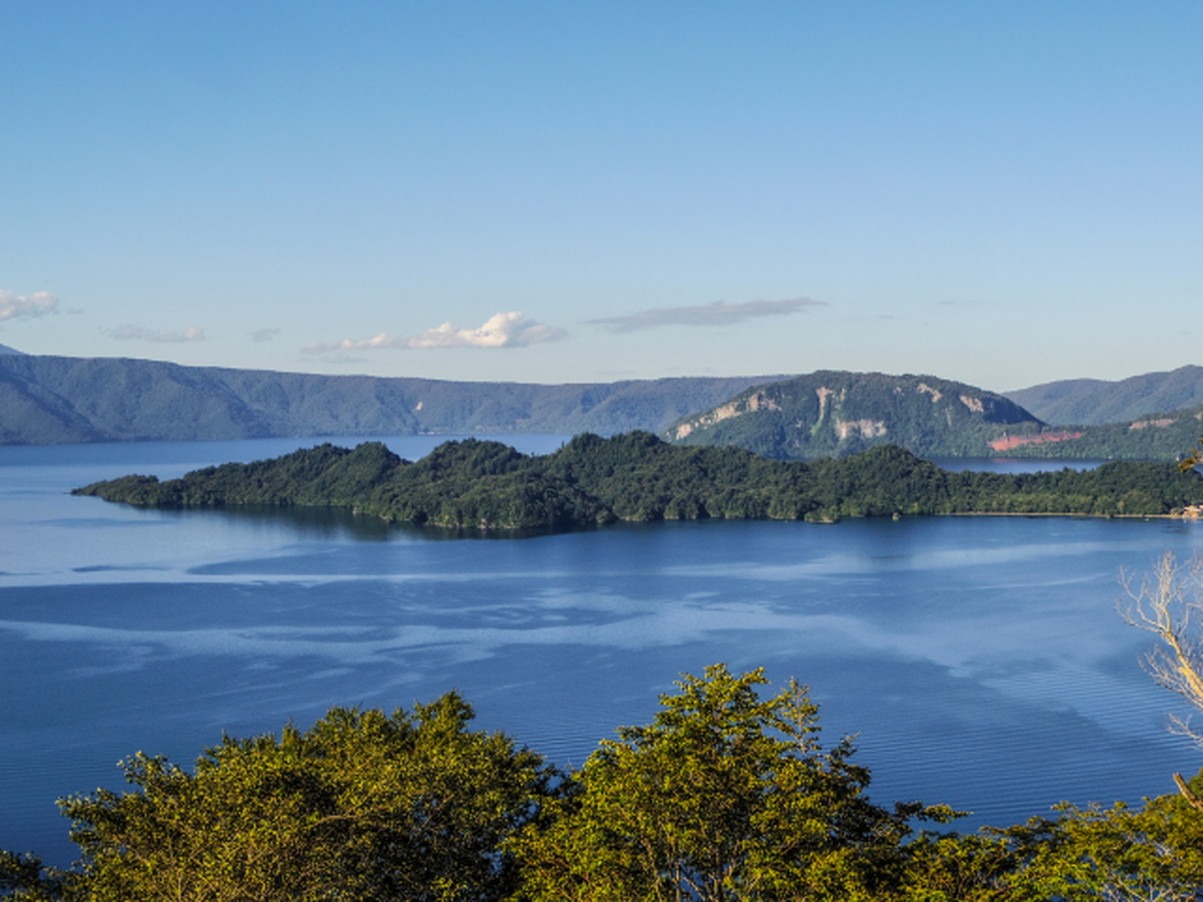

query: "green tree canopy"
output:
49 694 554 901
901 781 1203 901
7 665 1203 899
509 664 954 901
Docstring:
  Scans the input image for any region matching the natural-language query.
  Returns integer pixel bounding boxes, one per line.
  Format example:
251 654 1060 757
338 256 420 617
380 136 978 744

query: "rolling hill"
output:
667 370 1203 461
1006 366 1203 425
667 371 1047 459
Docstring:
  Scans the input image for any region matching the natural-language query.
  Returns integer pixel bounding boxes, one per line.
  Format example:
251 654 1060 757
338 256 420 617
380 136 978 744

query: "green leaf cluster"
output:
12 695 551 901
509 665 951 901
901 784 1203 900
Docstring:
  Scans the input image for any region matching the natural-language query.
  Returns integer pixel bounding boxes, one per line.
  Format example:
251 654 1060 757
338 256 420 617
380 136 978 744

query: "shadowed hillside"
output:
0 354 783 444
1007 366 1203 425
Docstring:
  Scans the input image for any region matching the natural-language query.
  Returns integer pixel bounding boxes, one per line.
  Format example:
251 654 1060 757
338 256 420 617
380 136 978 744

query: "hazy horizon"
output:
1 339 1196 395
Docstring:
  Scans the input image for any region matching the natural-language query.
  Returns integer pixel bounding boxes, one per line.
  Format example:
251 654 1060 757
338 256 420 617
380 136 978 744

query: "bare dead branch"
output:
1172 772 1203 813
1119 551 1203 748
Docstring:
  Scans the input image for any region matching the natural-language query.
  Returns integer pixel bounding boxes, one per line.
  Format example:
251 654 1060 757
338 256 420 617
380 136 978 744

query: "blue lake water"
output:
2 436 1201 864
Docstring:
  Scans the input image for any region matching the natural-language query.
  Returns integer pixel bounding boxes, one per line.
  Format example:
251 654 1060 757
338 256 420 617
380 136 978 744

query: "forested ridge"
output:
668 371 1041 458
74 431 1203 532
0 354 778 444
11 353 1203 462
1006 364 1203 426
667 370 1203 462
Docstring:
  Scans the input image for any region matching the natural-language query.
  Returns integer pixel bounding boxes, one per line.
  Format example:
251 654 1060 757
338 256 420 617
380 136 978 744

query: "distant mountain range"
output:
1005 366 1203 425
2 352 1202 459
0 354 782 445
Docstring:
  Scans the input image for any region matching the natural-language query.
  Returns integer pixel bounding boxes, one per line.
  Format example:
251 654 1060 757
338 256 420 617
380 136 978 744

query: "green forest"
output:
75 432 1203 532
5 664 1203 901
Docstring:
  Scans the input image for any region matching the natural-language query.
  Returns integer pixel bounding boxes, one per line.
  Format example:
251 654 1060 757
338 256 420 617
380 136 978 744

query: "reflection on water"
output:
175 504 401 542
2 437 1202 866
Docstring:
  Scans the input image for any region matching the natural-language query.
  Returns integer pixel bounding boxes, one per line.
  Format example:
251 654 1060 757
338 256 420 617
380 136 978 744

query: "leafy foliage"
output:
510 665 954 901
901 784 1203 901
5 667 1203 900
47 696 553 901
75 433 1203 533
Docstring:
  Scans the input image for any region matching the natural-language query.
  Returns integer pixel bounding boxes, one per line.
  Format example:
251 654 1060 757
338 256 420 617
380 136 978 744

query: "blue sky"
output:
2 2 1199 390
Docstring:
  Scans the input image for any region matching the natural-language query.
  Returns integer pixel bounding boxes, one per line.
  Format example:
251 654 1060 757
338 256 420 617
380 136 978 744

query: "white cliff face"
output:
917 382 943 402
1129 417 1176 430
959 394 985 413
834 418 888 440
814 385 845 423
673 391 780 439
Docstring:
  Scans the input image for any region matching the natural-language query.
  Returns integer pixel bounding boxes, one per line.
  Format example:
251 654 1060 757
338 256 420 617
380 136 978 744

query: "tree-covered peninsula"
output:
73 432 1203 532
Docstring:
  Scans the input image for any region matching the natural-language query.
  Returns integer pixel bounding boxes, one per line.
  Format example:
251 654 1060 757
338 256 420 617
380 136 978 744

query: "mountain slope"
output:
668 371 1045 459
0 354 783 445
986 403 1203 460
1007 366 1203 425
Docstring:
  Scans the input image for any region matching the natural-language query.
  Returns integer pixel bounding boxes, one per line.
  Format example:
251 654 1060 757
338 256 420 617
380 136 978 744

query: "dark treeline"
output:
5 665 1203 901
74 432 1203 532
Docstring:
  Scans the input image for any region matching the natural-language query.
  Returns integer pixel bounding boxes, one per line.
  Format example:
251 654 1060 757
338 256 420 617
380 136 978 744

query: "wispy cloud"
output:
303 312 566 354
589 297 825 333
109 324 206 343
250 327 282 343
0 289 59 321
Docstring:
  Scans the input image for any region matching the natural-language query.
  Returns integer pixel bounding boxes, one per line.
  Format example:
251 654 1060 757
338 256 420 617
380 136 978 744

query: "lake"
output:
2 435 1201 865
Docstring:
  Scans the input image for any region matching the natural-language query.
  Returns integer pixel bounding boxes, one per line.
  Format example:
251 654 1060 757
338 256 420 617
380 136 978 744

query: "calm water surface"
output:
2 437 1200 863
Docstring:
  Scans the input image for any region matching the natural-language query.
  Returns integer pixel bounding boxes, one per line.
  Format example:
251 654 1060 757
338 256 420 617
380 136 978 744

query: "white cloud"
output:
109 324 206 343
304 311 566 354
589 297 825 333
250 327 282 343
0 289 60 321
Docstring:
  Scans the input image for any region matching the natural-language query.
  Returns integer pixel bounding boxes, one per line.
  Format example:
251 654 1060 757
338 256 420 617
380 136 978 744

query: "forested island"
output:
74 432 1203 532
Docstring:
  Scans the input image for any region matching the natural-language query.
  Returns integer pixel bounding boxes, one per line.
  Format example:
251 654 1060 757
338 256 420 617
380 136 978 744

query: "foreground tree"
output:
41 694 553 901
9 663 1203 899
509 664 955 901
1 850 77 901
1017 790 1203 901
901 777 1203 901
